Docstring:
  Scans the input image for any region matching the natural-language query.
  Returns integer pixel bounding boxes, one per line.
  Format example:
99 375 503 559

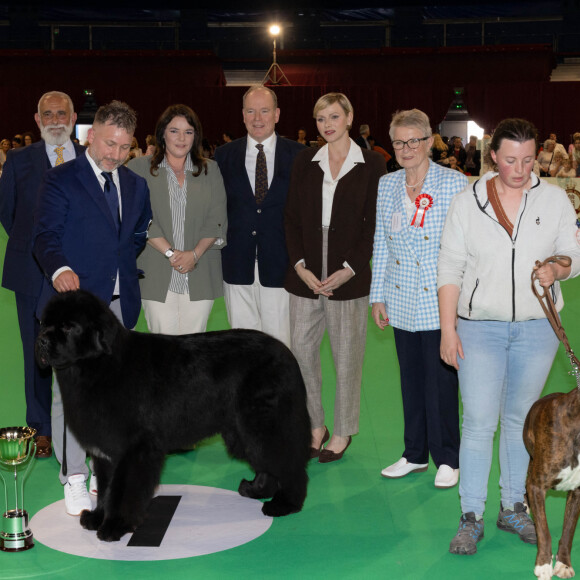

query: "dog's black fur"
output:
35 290 311 542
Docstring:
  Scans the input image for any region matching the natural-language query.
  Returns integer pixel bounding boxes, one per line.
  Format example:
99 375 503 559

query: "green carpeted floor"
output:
1 223 580 579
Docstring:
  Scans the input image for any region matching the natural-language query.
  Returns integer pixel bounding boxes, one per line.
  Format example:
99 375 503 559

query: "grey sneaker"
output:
496 502 537 544
449 512 484 555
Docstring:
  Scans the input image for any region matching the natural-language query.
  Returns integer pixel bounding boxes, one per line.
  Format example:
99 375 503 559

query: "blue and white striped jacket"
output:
370 161 467 331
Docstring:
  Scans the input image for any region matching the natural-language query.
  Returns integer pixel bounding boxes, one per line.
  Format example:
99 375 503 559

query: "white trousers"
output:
223 262 291 348
142 290 214 335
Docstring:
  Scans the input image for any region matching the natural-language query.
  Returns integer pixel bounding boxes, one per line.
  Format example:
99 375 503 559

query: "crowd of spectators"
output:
4 125 580 183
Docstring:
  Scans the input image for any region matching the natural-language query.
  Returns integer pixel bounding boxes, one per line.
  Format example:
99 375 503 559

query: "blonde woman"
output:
285 93 385 462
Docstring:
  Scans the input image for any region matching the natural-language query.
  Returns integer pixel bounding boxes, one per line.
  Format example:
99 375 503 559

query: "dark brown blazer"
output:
284 146 386 300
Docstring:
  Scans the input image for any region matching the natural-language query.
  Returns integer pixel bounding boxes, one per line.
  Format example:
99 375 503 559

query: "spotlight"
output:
262 24 290 86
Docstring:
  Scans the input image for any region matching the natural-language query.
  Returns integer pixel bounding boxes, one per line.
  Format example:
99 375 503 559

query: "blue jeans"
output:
456 318 559 516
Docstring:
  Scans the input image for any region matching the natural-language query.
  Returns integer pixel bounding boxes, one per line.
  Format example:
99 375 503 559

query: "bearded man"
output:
0 91 85 459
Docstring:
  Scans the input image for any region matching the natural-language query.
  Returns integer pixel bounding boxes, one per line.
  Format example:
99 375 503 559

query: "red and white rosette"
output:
410 193 433 228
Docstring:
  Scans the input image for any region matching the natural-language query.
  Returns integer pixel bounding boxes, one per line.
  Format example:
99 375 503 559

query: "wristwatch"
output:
164 248 175 259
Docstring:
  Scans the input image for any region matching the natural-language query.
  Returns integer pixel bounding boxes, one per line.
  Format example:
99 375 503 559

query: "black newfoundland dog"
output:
35 290 310 542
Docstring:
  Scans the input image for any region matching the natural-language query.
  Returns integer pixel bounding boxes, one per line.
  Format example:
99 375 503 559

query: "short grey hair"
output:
359 124 369 135
37 91 75 116
389 109 432 141
242 85 278 109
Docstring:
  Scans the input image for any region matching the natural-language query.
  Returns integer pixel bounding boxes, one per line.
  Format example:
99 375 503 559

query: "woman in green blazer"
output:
129 104 227 334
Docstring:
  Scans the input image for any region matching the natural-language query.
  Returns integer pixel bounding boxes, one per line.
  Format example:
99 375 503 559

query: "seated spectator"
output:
145 134 156 156
131 137 142 157
436 150 450 166
355 124 371 149
12 135 23 149
538 139 556 176
556 156 576 179
568 132 580 157
549 151 567 177
22 131 35 146
447 155 465 173
431 133 448 162
549 132 567 157
570 136 580 170
463 136 481 176
0 138 10 165
296 127 309 146
450 137 467 170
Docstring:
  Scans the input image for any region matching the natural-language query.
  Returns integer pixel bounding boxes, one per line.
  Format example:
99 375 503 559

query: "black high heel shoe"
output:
319 436 352 463
310 427 329 459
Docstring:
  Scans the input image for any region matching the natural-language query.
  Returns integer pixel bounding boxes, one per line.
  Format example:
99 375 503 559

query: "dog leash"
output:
531 255 580 388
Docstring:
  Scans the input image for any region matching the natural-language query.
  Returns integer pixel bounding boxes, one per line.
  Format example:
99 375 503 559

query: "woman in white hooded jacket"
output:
437 118 580 556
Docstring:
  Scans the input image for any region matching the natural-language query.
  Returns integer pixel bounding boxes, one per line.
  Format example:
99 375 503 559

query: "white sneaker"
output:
434 464 459 489
381 457 429 478
89 473 98 496
64 474 92 515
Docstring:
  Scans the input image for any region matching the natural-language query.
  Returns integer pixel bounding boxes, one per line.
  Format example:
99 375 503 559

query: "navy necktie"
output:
255 144 268 204
102 172 120 231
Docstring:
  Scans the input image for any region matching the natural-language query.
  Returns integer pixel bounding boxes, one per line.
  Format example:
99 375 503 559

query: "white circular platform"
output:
30 484 272 561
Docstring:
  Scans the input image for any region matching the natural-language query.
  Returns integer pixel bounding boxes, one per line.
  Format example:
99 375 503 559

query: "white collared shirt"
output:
45 139 76 167
295 138 363 275
313 138 364 227
85 150 122 214
245 132 277 194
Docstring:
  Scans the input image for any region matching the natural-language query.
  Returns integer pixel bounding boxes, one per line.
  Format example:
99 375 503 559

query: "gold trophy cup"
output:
0 426 36 551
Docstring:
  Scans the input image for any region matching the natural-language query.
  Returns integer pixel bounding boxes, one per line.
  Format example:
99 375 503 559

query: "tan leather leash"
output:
531 255 580 387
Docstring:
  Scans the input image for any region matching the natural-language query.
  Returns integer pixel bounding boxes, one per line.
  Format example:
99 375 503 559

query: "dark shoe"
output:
319 436 352 463
449 512 484 555
310 427 329 459
496 502 537 544
35 435 52 458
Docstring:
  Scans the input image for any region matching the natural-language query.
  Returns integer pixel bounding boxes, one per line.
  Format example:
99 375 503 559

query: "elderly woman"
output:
370 109 468 488
439 118 580 555
537 139 556 176
128 104 227 334
285 93 385 463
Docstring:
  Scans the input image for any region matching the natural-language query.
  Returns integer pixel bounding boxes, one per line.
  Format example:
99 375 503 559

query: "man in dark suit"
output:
33 100 152 515
355 124 371 150
214 85 304 347
0 91 85 459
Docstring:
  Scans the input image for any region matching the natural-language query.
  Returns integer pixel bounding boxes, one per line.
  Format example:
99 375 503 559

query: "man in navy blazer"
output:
214 85 304 347
33 100 152 515
0 91 85 458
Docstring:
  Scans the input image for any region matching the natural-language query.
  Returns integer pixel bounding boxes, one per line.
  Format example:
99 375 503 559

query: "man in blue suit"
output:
33 100 152 515
214 85 304 347
0 91 85 459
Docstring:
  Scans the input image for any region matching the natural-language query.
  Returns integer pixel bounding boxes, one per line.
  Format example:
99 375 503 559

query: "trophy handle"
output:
16 442 36 513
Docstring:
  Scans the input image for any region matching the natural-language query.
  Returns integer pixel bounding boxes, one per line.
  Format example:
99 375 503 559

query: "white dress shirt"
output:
313 138 364 227
45 139 76 167
245 132 277 194
296 138 363 274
